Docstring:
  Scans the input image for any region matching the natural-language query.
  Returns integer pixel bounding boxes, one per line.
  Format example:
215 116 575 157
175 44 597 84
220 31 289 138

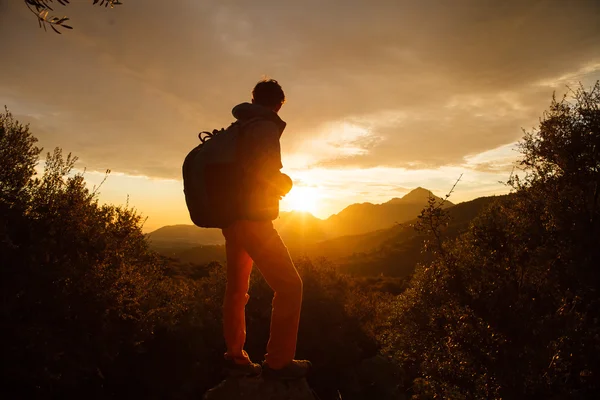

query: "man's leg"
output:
238 220 303 369
222 222 254 365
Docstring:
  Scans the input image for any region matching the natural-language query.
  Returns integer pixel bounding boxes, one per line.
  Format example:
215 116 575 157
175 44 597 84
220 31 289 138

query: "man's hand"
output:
277 173 293 197
273 173 293 199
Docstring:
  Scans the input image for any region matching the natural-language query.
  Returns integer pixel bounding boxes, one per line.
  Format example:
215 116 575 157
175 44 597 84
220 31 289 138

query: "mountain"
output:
274 211 329 247
322 187 453 236
386 186 440 204
313 195 505 277
157 194 505 278
149 225 223 248
148 187 452 253
147 210 328 250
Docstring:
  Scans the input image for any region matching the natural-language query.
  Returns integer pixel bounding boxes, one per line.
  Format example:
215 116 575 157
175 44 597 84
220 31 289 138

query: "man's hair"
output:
252 79 285 108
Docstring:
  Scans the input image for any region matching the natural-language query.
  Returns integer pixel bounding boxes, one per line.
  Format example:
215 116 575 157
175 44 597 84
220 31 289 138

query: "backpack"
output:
182 118 259 228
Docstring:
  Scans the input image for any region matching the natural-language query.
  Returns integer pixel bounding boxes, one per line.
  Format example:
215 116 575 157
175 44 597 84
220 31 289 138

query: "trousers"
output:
221 219 303 369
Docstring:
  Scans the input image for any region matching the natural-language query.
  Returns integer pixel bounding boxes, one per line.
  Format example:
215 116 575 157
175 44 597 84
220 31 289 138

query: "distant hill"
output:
322 187 452 236
148 187 449 251
274 211 329 248
160 195 503 277
147 210 328 251
149 225 223 248
318 195 506 277
151 191 506 278
156 211 326 264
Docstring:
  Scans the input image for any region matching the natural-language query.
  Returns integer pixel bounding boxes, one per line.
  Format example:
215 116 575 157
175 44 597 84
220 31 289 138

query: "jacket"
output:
231 102 293 221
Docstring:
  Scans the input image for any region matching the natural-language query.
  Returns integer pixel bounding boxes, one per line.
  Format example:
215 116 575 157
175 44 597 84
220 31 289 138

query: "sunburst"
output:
281 186 320 214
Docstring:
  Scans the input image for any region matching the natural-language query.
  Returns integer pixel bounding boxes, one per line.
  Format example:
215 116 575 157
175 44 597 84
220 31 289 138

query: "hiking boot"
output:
224 358 262 378
261 360 312 380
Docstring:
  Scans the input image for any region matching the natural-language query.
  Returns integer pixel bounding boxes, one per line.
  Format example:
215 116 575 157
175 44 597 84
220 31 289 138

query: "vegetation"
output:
149 195 498 279
0 107 386 398
1 108 195 396
1 82 599 399
384 83 600 399
24 0 122 33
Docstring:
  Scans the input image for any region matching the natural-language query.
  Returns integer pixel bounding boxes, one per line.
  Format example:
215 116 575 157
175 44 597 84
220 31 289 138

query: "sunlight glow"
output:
282 186 321 215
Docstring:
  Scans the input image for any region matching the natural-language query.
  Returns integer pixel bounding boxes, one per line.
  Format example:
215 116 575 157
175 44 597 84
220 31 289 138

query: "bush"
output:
0 109 194 397
240 257 390 398
384 83 600 399
0 110 392 399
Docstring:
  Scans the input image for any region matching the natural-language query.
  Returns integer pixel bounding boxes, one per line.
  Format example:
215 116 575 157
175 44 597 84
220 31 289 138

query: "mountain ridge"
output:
160 195 507 276
148 187 453 248
322 187 452 236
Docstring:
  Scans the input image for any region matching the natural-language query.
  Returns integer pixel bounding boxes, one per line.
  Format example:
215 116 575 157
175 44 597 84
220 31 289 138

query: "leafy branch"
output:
24 0 122 34
414 174 463 257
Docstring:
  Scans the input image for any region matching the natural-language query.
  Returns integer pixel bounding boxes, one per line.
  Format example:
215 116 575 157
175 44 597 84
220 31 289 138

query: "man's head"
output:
252 79 285 113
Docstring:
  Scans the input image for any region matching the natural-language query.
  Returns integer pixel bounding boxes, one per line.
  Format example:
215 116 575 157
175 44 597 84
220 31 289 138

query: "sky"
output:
1 0 599 231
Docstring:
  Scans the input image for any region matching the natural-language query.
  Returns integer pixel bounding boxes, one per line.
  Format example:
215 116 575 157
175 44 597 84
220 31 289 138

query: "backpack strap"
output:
197 116 265 145
233 116 268 145
235 116 265 130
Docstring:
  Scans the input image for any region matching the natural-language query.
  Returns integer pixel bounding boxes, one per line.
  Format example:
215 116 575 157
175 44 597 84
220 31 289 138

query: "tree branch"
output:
24 0 122 33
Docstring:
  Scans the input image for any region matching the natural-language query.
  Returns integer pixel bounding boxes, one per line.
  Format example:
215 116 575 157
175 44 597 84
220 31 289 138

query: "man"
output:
222 79 311 380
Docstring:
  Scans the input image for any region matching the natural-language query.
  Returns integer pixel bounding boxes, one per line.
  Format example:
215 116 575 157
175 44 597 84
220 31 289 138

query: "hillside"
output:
322 187 453 236
148 210 327 251
148 187 449 251
161 194 505 277
330 195 505 277
149 225 224 249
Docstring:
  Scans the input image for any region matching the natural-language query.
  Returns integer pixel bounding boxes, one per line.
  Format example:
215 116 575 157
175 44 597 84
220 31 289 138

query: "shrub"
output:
384 83 600 399
0 109 193 397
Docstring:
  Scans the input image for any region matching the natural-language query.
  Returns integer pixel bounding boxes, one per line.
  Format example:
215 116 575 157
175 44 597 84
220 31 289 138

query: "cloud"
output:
1 0 599 179
310 88 545 169
389 187 411 193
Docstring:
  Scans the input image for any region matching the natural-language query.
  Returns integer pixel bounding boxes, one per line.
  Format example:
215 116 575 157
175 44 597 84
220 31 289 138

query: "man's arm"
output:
245 120 292 196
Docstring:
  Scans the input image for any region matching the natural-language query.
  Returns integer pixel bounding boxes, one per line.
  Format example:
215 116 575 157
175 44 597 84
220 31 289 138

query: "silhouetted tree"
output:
0 107 194 397
385 82 600 399
1 109 396 399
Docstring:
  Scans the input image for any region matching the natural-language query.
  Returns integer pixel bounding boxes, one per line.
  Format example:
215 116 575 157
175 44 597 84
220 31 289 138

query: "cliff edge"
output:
204 376 316 400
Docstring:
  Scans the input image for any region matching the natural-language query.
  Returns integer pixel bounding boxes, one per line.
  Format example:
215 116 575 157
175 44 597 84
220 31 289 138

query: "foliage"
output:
338 195 502 279
8 79 599 398
0 109 392 398
24 0 122 33
241 257 390 399
0 108 193 397
384 82 600 399
413 174 462 258
0 107 41 211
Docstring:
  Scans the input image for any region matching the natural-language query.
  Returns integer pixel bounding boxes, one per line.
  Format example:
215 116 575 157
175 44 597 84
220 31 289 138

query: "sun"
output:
282 186 320 215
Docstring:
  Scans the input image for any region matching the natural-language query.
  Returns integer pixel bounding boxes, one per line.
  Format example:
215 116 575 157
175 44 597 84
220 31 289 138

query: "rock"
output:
203 376 317 400
344 355 407 400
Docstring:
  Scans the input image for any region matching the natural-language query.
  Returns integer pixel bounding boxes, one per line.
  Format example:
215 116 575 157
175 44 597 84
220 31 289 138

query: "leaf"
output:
51 25 62 34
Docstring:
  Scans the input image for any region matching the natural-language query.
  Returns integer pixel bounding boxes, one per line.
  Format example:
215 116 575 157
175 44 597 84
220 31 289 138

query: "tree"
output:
0 108 396 398
24 0 122 33
384 82 600 399
0 107 41 210
0 107 192 397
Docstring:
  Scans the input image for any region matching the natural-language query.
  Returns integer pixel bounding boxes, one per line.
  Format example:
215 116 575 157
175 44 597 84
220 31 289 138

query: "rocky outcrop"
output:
203 376 317 400
343 356 407 400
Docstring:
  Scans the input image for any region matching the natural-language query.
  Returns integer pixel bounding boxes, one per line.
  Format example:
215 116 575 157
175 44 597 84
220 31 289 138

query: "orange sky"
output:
1 0 599 231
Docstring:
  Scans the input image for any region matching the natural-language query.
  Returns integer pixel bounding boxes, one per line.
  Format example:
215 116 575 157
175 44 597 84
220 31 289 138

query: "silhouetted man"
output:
222 79 311 379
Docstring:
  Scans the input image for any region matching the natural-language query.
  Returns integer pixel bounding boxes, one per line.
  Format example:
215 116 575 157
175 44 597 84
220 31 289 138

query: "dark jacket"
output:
232 102 293 221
